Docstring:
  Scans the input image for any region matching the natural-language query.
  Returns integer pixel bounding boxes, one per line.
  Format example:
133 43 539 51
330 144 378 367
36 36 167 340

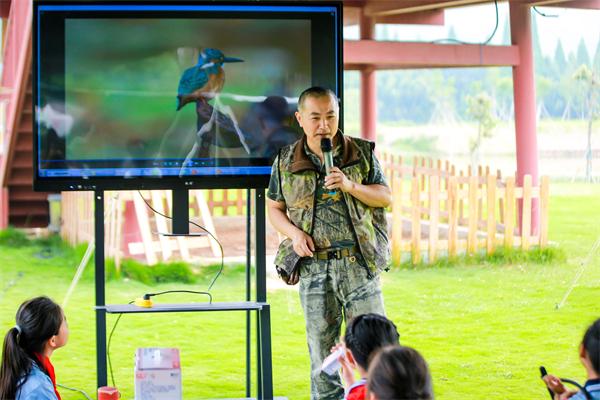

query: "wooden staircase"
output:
6 74 51 228
1 0 53 228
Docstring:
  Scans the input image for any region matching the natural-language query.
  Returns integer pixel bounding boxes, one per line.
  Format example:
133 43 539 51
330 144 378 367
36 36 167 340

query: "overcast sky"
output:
345 3 600 59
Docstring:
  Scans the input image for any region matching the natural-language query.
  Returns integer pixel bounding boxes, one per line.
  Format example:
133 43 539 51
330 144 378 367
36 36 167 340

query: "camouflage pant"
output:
298 254 385 400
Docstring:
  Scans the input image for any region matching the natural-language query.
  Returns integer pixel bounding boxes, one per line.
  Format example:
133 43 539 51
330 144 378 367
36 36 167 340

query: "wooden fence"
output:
379 153 550 265
60 155 550 266
61 191 220 266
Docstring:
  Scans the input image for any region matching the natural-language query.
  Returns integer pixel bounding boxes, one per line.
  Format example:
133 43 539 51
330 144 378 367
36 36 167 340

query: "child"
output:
367 345 433 400
0 296 69 400
543 318 600 400
332 313 400 400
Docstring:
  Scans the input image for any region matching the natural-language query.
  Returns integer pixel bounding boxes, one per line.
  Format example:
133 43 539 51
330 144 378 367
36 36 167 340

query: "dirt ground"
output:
194 215 281 260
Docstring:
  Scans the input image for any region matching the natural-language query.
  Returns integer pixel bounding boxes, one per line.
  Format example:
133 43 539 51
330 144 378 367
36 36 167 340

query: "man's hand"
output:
323 167 391 208
292 230 315 257
324 167 354 192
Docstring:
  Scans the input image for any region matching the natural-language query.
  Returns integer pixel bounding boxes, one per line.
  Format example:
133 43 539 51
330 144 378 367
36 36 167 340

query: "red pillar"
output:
510 2 539 234
360 11 377 142
0 187 8 228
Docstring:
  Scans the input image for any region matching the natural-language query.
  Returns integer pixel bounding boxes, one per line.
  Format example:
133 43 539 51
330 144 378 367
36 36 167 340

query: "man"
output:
266 87 391 399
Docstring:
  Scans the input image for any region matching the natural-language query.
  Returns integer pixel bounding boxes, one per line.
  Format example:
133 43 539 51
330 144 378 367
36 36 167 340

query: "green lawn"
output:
1 183 599 399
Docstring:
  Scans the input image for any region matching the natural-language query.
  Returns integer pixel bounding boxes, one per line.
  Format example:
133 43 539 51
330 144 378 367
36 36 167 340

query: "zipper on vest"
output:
340 190 373 280
309 171 318 237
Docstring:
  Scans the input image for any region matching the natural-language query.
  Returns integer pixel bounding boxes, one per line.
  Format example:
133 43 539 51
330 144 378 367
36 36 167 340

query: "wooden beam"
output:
345 7 445 25
523 0 573 5
344 40 520 69
542 0 600 9
363 0 491 16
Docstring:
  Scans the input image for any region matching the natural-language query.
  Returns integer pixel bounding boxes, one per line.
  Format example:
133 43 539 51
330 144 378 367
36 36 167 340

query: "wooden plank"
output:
459 170 465 222
193 190 221 257
428 175 439 263
504 177 515 249
497 169 504 224
539 176 550 247
237 189 244 215
391 176 403 266
411 176 421 264
467 175 478 255
151 191 173 261
486 174 496 254
521 175 532 251
421 157 427 189
133 193 158 265
477 165 483 222
114 194 123 273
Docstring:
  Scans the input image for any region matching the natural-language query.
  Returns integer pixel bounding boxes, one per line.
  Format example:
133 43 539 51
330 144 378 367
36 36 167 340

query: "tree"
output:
576 38 591 67
572 65 600 182
466 92 497 170
593 33 600 72
554 40 567 76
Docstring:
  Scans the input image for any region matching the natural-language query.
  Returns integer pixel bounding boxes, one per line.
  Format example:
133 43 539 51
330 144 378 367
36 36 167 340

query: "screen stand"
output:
172 188 190 235
158 189 205 237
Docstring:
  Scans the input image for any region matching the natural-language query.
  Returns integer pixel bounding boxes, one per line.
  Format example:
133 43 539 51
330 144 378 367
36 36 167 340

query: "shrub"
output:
121 259 195 285
0 227 30 247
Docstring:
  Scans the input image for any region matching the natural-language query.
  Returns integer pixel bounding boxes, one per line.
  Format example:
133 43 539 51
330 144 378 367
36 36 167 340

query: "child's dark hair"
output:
368 345 433 400
583 318 600 374
344 313 400 370
0 296 63 400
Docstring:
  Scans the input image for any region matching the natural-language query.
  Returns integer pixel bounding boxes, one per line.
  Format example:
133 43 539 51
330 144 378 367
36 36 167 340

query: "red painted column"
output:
510 2 539 234
359 11 377 142
0 187 8 228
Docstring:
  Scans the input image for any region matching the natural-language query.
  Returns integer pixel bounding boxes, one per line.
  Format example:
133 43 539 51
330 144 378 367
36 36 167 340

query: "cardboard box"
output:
134 348 182 400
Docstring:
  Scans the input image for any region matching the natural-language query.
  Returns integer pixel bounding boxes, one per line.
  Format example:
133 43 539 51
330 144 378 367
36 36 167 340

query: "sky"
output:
344 3 600 60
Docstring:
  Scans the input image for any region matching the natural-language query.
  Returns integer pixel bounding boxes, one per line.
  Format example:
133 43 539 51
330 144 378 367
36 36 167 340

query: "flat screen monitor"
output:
33 1 342 191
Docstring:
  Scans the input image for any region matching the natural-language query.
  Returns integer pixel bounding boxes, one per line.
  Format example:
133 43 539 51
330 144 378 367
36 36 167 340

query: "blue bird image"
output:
176 48 243 111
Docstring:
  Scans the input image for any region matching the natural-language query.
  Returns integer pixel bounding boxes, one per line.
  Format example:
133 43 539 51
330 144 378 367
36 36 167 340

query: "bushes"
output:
0 228 196 285
119 259 195 285
395 246 566 269
0 227 30 247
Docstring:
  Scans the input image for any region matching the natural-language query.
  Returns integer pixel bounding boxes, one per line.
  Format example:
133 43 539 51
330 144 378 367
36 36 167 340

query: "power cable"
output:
57 383 93 400
106 290 212 389
533 6 559 18
137 191 224 291
431 0 499 46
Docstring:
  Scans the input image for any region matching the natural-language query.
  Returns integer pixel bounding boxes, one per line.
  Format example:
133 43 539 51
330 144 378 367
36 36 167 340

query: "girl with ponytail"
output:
0 296 68 400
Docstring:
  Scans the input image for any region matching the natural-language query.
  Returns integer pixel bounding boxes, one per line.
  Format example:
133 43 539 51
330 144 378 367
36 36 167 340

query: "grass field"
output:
1 182 599 399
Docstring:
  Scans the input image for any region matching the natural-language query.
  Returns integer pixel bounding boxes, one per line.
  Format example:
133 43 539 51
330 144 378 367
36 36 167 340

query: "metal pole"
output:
255 189 266 398
246 188 252 397
95 190 107 388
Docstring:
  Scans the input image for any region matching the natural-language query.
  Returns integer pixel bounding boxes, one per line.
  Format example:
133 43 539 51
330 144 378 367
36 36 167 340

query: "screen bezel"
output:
32 0 343 191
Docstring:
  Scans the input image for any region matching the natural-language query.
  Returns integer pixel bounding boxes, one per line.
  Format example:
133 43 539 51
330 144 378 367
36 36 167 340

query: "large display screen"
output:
33 1 342 190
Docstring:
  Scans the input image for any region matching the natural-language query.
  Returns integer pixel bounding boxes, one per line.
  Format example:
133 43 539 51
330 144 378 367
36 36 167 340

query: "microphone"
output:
320 138 334 175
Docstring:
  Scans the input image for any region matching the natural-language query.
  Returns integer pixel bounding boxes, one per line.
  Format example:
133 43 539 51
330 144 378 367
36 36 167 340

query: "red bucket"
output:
98 386 119 400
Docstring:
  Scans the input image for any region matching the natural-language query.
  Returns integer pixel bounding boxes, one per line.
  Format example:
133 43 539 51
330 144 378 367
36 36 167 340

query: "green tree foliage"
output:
346 19 599 124
593 33 600 72
572 65 600 182
466 92 497 156
576 38 591 67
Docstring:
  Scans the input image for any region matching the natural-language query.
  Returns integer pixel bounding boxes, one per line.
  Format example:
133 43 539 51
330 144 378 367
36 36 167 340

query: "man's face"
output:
295 94 339 149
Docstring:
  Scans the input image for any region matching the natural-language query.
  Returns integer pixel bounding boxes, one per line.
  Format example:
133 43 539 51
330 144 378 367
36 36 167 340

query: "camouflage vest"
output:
273 133 390 276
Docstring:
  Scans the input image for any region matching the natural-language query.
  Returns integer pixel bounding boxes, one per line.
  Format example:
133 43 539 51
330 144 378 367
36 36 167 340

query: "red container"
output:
98 386 119 400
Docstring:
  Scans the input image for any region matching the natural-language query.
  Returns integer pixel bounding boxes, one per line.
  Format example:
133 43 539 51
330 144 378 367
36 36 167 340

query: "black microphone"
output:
320 138 334 175
540 366 555 400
